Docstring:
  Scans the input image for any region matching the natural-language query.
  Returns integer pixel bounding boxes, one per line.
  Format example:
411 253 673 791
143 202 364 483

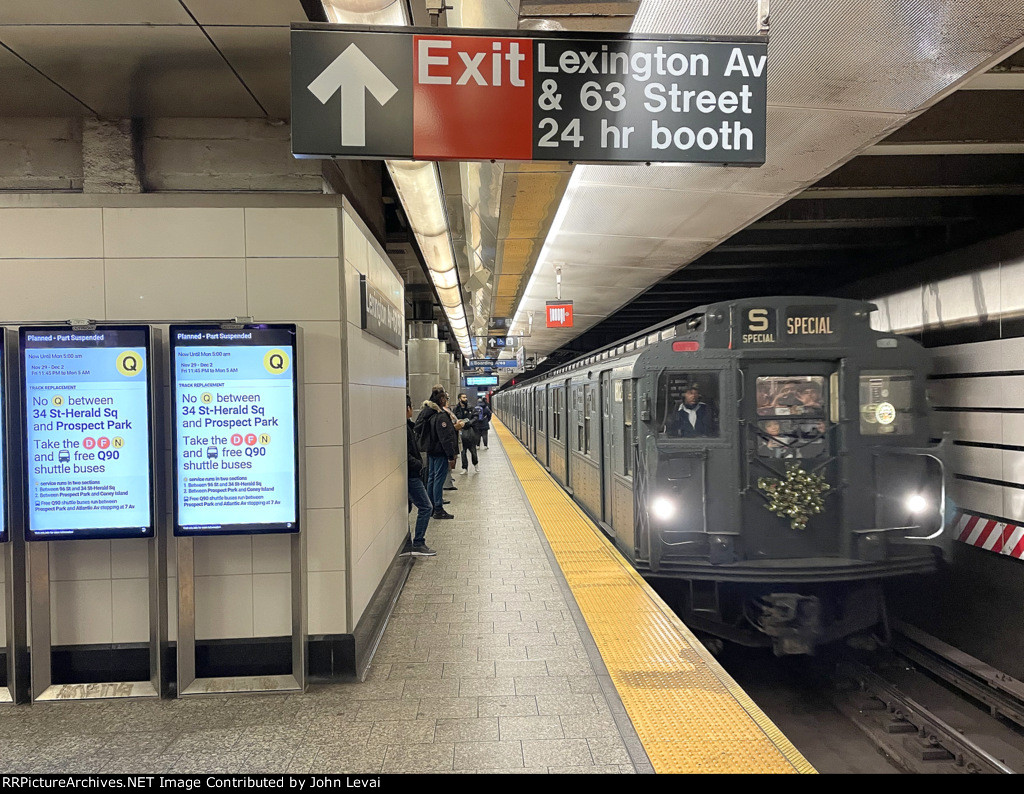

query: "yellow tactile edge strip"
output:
494 420 815 774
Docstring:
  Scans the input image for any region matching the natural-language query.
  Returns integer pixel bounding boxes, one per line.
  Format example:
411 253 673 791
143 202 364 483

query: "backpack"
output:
414 409 435 451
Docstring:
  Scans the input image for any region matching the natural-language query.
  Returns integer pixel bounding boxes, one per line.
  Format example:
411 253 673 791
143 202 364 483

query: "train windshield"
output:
755 376 828 460
658 372 720 438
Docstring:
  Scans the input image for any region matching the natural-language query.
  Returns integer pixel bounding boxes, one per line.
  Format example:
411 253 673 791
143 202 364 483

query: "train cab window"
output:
755 376 828 459
757 418 827 459
658 373 720 438
859 370 914 435
756 376 825 417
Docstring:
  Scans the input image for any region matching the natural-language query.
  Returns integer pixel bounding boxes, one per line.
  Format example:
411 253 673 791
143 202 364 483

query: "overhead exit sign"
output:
291 24 767 165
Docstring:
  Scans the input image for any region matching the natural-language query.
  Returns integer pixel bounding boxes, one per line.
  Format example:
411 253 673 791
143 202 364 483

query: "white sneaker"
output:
472 464 478 474
460 468 468 475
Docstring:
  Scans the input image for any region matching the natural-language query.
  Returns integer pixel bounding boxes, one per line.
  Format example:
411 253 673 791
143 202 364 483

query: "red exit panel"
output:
413 35 533 161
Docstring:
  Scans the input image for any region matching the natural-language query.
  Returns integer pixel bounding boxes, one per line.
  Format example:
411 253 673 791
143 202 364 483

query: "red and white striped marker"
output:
955 512 1024 559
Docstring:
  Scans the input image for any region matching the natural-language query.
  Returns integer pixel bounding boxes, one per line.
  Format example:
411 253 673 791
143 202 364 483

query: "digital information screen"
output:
171 325 299 536
21 326 153 541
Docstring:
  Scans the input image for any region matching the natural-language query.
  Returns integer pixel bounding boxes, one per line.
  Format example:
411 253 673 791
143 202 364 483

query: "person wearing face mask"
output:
454 392 480 474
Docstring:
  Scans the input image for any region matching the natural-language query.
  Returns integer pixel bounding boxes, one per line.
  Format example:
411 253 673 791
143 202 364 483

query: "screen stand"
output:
29 536 164 702
1 538 27 703
176 533 306 696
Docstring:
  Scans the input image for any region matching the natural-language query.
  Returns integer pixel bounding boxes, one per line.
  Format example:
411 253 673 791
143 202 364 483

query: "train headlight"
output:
905 494 928 514
651 496 677 522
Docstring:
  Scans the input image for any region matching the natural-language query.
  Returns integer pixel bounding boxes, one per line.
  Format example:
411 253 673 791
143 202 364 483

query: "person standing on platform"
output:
414 386 457 520
442 395 461 492
454 393 479 474
475 396 492 449
403 395 436 556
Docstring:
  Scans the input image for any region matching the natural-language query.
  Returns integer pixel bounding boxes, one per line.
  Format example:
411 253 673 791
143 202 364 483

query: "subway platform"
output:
0 421 810 774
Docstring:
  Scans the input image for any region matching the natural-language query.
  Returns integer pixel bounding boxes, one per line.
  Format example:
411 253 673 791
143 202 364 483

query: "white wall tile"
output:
952 478 1004 518
1003 450 1024 487
105 258 247 320
308 570 347 635
52 580 113 645
348 438 372 503
305 446 344 508
245 208 339 258
0 208 103 259
350 493 374 565
950 445 1001 481
343 261 363 324
342 212 367 272
931 340 1005 375
1003 414 1024 446
304 383 343 447
111 578 150 644
194 535 253 576
50 540 112 581
252 573 292 636
247 258 341 321
0 259 105 320
110 539 150 579
195 574 254 640
348 384 373 443
347 335 405 388
307 508 346 572
103 208 245 258
297 321 343 384
252 533 291 574
0 592 6 640
1005 488 1024 525
932 410 1002 445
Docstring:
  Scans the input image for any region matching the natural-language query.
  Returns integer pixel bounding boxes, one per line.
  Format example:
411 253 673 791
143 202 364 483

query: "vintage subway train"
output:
494 297 950 654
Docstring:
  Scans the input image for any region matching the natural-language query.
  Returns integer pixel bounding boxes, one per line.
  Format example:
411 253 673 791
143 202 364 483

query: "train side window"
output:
859 370 914 435
622 379 634 475
659 372 720 438
756 376 825 417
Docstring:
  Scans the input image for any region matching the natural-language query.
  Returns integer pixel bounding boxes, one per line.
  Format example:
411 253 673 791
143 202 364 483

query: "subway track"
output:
714 622 1024 774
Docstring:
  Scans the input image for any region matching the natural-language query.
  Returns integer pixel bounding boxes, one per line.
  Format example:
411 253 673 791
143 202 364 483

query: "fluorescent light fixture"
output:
321 0 406 25
388 161 472 358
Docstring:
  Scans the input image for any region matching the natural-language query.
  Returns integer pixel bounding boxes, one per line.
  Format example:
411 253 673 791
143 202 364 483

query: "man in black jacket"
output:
414 387 458 519
404 395 436 556
454 393 479 474
475 396 492 448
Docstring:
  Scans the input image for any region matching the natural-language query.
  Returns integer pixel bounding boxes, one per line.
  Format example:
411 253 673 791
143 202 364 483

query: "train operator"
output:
666 382 718 438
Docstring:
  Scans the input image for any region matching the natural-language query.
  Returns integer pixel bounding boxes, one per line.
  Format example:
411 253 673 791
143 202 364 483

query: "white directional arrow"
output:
307 44 399 148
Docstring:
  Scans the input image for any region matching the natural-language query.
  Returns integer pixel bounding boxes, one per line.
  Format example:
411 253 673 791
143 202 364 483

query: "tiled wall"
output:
0 199 404 645
340 208 408 626
871 251 1024 527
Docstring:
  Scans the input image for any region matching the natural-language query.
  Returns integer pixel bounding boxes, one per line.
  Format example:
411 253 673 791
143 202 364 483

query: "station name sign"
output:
360 275 403 349
292 24 767 165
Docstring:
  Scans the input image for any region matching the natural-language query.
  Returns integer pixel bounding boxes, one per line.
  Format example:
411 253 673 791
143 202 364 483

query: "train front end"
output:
638 297 950 654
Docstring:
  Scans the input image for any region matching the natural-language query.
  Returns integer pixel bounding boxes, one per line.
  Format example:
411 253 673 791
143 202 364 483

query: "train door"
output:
542 385 550 468
742 362 841 559
601 370 613 524
532 389 540 456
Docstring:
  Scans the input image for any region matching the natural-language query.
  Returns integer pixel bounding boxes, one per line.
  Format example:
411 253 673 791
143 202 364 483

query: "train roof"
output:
511 296 882 386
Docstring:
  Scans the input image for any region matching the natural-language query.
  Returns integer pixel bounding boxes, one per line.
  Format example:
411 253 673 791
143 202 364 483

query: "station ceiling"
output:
1 1 1023 382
